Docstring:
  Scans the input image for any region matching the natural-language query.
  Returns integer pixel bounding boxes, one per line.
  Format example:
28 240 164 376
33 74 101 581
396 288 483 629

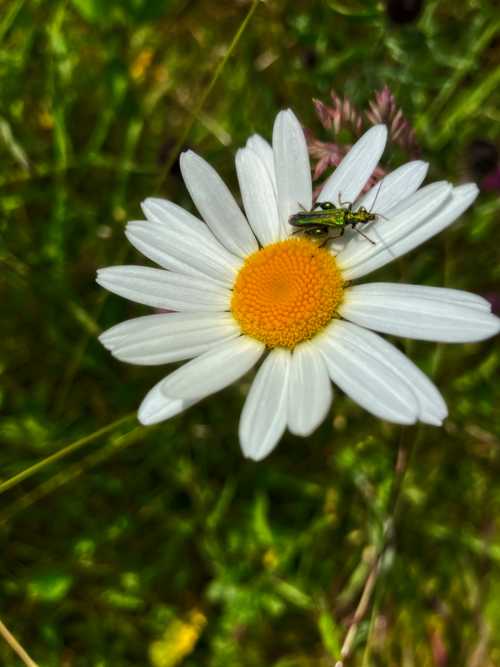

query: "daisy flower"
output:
97 110 500 461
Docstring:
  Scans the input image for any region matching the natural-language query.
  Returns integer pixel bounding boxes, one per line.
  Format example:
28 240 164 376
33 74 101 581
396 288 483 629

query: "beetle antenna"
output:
354 227 375 245
369 179 384 214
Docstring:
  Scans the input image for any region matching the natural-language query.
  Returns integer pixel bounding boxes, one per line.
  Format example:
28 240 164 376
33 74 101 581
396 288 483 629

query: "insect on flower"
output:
96 109 500 462
289 192 383 246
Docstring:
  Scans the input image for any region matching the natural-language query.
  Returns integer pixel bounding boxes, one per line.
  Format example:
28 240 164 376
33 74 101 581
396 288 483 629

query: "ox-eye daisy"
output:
97 110 499 461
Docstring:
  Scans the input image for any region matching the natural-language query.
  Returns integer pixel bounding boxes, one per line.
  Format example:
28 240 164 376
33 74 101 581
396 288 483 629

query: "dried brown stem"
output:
0 619 39 667
335 427 417 666
335 559 381 666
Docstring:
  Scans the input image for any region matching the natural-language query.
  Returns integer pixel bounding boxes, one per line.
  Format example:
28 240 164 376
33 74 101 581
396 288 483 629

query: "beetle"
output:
289 194 379 246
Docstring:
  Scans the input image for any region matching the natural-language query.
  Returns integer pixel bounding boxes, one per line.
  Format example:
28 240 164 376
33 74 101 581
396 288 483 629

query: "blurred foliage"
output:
1 0 500 665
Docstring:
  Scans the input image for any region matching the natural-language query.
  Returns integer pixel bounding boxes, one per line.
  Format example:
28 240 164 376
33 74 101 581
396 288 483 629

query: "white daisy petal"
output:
342 282 492 312
342 184 478 280
160 335 264 401
239 348 291 461
273 109 312 234
141 198 213 239
337 181 453 271
317 322 419 424
287 342 333 436
319 125 388 205
125 220 241 286
355 160 429 216
179 150 258 257
330 161 430 253
236 147 281 245
330 321 447 425
99 312 239 365
96 266 231 311
246 134 277 193
138 379 198 425
339 283 500 343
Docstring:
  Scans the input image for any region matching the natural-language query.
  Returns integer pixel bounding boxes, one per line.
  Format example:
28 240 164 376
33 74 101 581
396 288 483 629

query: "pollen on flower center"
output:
231 238 344 349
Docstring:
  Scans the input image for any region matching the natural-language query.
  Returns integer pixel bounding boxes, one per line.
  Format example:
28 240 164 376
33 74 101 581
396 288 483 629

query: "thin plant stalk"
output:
0 619 39 667
0 413 135 496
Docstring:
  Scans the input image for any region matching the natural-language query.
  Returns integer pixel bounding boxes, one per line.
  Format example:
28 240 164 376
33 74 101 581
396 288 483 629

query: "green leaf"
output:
28 572 73 602
318 610 341 658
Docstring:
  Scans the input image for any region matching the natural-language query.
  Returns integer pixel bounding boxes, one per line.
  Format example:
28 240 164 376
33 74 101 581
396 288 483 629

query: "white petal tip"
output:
137 411 153 426
137 409 167 426
421 415 445 427
124 222 146 238
95 269 114 287
450 182 479 205
466 315 500 341
488 316 500 336
137 396 155 425
137 404 173 426
288 426 315 438
138 389 191 426
242 447 269 462
413 160 430 175
97 331 111 347
240 433 283 461
179 150 195 164
277 108 299 125
401 415 419 425
368 124 389 144
460 182 480 199
246 133 265 148
141 197 162 215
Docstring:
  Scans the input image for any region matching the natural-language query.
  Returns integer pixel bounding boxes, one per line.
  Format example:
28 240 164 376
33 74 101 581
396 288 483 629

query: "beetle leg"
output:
338 192 351 208
353 226 375 245
327 227 346 242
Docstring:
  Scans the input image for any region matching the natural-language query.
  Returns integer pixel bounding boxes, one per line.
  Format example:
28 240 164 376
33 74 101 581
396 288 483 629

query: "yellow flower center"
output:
231 238 344 349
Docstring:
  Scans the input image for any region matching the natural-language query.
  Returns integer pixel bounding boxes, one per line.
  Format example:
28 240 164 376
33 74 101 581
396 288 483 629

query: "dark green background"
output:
1 0 499 665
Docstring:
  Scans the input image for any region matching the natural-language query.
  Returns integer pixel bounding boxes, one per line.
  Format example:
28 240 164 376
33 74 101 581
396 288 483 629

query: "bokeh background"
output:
1 0 500 665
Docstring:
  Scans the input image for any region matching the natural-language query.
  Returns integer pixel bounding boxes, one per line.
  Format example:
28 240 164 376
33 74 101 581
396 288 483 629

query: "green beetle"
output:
289 197 378 246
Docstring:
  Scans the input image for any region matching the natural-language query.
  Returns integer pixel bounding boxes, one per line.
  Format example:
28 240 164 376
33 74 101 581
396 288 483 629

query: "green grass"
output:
1 0 500 665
